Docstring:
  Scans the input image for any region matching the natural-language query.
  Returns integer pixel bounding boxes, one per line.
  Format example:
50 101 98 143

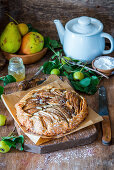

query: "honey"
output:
8 57 25 82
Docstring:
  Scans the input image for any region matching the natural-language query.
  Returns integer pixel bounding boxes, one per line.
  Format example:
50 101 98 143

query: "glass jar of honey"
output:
8 57 25 82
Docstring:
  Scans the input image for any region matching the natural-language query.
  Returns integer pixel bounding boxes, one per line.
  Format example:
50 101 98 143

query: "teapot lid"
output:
66 16 103 36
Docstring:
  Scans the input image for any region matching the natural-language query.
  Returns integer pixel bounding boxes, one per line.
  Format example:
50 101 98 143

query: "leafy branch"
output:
41 37 106 95
63 59 109 79
44 37 108 78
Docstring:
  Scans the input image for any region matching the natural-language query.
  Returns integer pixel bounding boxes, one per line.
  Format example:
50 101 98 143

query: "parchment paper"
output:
1 75 103 145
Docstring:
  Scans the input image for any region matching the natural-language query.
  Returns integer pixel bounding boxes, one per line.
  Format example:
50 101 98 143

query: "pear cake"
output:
15 85 88 137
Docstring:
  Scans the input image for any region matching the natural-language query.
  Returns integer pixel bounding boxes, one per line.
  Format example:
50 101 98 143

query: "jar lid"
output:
9 57 24 66
66 16 103 36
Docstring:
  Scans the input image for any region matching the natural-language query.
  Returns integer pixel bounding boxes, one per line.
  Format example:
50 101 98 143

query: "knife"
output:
98 86 112 145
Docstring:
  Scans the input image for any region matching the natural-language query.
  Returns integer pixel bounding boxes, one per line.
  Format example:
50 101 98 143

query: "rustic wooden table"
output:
0 51 114 170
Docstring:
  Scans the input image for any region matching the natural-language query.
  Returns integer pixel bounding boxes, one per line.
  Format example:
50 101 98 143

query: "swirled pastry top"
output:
15 86 88 137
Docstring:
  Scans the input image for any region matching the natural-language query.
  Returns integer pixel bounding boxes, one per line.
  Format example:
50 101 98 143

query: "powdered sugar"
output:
94 56 114 70
35 143 108 170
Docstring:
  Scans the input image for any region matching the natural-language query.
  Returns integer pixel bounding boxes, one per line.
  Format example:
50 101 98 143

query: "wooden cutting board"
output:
15 123 97 154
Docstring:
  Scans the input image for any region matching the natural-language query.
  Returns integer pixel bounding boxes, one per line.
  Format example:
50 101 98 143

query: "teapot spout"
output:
54 20 65 45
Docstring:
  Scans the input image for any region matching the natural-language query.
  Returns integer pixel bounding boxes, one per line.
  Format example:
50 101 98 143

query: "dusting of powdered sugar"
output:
35 143 105 170
48 144 98 160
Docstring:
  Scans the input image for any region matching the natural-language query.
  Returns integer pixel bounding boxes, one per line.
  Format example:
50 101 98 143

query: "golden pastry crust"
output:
15 85 88 137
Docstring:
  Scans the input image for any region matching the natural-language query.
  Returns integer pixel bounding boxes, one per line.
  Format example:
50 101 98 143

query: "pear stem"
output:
6 13 19 25
80 63 87 72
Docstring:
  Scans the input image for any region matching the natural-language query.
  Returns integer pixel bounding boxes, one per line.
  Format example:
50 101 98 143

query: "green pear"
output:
0 22 21 53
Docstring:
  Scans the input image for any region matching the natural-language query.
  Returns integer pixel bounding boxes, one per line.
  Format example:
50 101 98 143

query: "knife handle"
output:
102 116 111 145
18 78 45 90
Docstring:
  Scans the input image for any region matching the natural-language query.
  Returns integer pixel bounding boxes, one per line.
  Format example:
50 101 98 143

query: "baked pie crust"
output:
15 85 88 137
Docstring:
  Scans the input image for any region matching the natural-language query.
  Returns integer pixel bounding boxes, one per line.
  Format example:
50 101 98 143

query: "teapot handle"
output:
101 33 114 54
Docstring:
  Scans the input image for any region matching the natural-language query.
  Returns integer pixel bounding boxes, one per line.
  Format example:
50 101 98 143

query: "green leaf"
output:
71 80 85 92
44 37 50 48
51 54 57 59
72 59 80 63
2 135 24 151
2 139 16 148
79 77 91 87
83 71 91 78
13 136 24 151
12 135 24 143
55 51 62 57
63 71 69 78
44 37 61 49
0 75 16 98
88 86 97 95
43 61 55 74
49 39 61 48
0 86 4 98
3 75 16 86
0 77 5 81
63 64 74 73
68 73 74 80
91 76 99 86
52 58 61 66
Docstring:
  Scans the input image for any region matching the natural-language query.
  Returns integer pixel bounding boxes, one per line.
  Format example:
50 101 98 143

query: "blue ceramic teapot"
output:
54 16 114 63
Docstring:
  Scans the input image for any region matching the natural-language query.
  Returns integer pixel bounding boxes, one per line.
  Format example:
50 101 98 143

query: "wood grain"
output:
0 52 6 71
0 0 114 39
0 0 114 169
0 53 114 169
0 0 9 33
15 123 97 154
102 116 111 145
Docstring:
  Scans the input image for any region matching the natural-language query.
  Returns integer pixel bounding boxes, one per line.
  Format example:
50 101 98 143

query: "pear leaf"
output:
79 77 91 87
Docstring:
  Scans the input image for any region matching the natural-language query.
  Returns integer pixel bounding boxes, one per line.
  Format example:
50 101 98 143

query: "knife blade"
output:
98 86 111 145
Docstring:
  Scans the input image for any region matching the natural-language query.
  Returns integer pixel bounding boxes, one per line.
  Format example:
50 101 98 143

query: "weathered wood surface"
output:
0 51 114 169
0 52 6 71
0 0 114 38
0 0 114 169
0 0 9 33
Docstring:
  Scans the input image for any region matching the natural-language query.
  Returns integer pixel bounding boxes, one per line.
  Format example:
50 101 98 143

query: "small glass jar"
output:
8 57 25 82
